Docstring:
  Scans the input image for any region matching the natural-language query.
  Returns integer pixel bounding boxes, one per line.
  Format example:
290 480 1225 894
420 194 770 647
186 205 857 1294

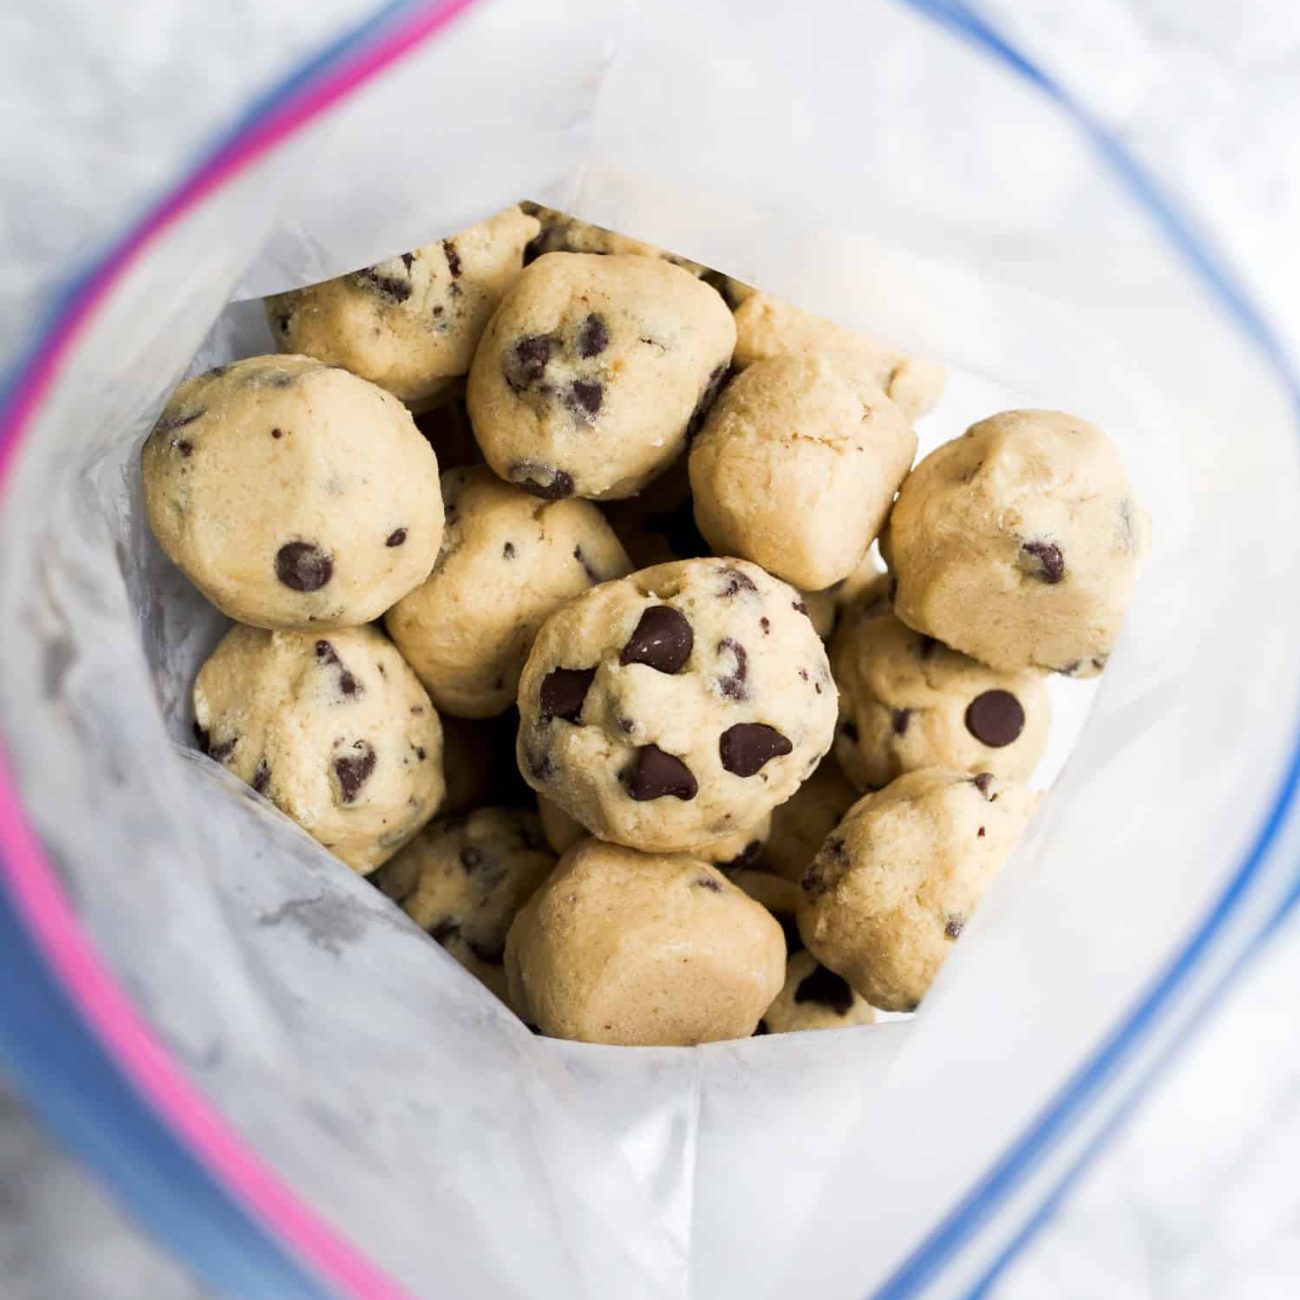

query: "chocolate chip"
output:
965 690 1025 747
430 918 460 944
693 876 722 892
442 240 462 278
759 617 771 635
686 363 730 441
971 772 995 798
460 846 485 871
415 746 426 761
401 252 415 272
578 313 608 357
891 708 911 736
503 541 516 559
569 380 603 419
208 736 237 763
716 638 748 700
944 915 965 940
539 667 596 721
468 938 504 965
315 639 362 698
1021 540 1065 583
620 606 693 673
794 964 854 1014
716 566 757 597
386 528 407 547
354 266 411 302
719 724 792 778
251 758 271 794
573 545 600 583
505 335 554 390
275 541 333 592
779 913 804 954
333 741 376 802
174 439 193 457
624 746 698 801
792 600 810 618
977 826 986 838
271 427 284 440
508 461 574 499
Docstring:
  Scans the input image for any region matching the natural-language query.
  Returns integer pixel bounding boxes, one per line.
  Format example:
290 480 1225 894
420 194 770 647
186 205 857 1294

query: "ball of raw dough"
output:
265 205 539 407
516 558 836 852
375 806 554 1004
883 410 1150 676
832 576 1050 789
522 204 706 275
193 623 444 873
143 355 442 630
385 466 631 718
505 839 785 1045
760 753 859 883
757 950 877 1035
731 292 945 421
689 354 916 589
799 768 1037 1010
467 252 736 500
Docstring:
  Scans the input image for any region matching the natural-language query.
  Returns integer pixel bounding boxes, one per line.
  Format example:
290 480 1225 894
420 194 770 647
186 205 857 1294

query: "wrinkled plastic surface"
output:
2 2 1300 1298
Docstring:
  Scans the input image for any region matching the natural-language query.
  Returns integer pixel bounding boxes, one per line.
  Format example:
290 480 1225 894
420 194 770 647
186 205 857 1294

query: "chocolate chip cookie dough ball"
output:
832 576 1050 789
689 355 917 590
385 466 631 718
266 205 539 407
467 253 736 500
732 292 945 421
194 624 444 873
505 839 785 1045
523 205 706 275
757 951 877 1035
761 754 858 883
884 410 1150 676
143 356 442 630
516 559 836 853
375 807 554 1003
799 769 1037 1010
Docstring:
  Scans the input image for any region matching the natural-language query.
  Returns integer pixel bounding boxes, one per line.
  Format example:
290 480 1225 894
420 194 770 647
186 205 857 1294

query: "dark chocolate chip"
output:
573 545 600 583
759 617 771 635
716 638 749 700
251 758 271 794
977 826 986 838
794 964 855 1014
275 541 333 592
693 875 722 892
315 639 361 698
271 427 284 440
779 913 804 954
971 772 995 798
503 541 516 559
208 736 237 763
430 918 460 944
460 846 485 871
539 667 596 721
964 690 1025 748
719 724 792 778
624 746 698 801
716 566 758 597
569 380 603 419
891 708 911 736
578 313 608 357
621 606 693 673
686 364 730 441
442 240 462 278
945 915 965 940
415 746 426 761
508 461 574 499
792 600 810 618
505 335 554 390
333 741 376 803
468 937 504 965
354 266 412 302
386 528 407 547
174 439 193 457
1021 540 1065 583
401 252 415 272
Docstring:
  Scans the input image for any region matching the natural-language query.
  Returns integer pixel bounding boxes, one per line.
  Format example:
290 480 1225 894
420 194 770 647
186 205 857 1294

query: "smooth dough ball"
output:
265 206 539 407
757 950 877 1035
375 807 554 1003
690 355 917 589
516 558 836 852
522 205 706 275
761 753 859 883
385 466 631 718
505 839 785 1045
832 576 1050 789
799 768 1037 1010
194 624 444 872
438 711 531 817
731 292 945 421
467 253 736 500
884 410 1150 676
143 355 442 630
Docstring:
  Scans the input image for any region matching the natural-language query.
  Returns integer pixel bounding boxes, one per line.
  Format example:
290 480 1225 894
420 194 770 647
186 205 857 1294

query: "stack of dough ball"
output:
884 410 1150 676
758 950 876 1035
832 575 1050 790
468 252 736 499
505 839 785 1045
515 558 836 853
690 354 917 589
799 768 1037 1011
522 204 706 276
385 466 632 718
376 807 555 1004
731 291 945 421
265 205 539 407
143 356 442 629
194 624 445 873
761 754 859 882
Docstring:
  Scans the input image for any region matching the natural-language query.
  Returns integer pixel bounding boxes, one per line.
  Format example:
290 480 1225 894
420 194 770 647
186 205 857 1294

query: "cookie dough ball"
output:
732 292 945 421
523 205 706 275
467 253 736 500
266 206 539 407
761 754 859 883
799 768 1037 1010
690 355 916 589
194 624 444 872
505 839 785 1045
439 712 531 816
376 807 554 1003
385 466 631 718
516 558 836 852
757 951 877 1035
832 576 1050 789
885 410 1150 676
143 356 442 630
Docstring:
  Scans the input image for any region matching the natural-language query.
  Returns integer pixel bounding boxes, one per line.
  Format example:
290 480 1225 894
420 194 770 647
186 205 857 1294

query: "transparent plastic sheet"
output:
1 2 1299 1299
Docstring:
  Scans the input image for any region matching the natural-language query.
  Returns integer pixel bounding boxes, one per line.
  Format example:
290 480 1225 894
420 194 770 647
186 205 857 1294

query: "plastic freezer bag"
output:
2 1 1299 1297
